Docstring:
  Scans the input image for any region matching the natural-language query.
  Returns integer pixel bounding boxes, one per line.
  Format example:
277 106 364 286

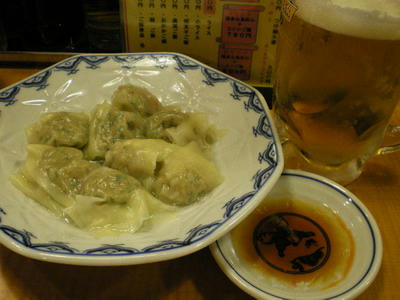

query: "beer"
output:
273 0 400 182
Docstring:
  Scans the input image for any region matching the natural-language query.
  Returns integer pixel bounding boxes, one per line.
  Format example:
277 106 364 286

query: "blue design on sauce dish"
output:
213 171 380 300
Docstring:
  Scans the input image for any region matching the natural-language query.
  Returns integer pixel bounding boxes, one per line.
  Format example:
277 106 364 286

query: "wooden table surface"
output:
0 67 399 300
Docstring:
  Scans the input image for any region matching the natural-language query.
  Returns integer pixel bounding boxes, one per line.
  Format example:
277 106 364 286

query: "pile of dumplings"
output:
10 84 223 236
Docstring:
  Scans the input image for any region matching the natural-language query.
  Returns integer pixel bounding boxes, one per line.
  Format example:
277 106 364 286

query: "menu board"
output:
121 0 281 87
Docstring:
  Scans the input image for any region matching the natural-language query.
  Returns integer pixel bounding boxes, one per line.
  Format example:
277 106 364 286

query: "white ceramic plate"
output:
0 53 283 265
210 169 382 300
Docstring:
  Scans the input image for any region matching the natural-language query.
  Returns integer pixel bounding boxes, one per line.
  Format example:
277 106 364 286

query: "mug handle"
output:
376 125 400 155
376 103 400 155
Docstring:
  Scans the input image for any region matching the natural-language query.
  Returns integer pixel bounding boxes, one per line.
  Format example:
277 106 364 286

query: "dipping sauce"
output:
231 197 355 289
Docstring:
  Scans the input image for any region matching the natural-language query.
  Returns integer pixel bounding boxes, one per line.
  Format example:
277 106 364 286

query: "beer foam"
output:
294 0 400 40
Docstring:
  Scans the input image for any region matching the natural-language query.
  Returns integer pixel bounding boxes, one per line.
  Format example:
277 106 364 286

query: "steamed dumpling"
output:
151 143 223 205
84 103 145 160
105 139 223 206
165 112 220 154
65 167 152 235
11 145 85 208
145 109 220 156
105 138 175 180
145 110 188 142
80 166 142 203
10 144 154 235
112 84 162 117
25 112 89 148
49 159 99 195
65 191 150 235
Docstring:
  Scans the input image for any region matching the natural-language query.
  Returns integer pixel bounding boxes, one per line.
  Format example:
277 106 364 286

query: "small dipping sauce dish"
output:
210 169 382 300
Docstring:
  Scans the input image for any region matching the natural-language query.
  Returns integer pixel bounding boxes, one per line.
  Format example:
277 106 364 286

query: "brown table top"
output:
0 67 399 300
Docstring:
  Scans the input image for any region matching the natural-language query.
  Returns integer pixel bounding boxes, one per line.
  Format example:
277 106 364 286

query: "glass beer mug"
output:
272 0 400 184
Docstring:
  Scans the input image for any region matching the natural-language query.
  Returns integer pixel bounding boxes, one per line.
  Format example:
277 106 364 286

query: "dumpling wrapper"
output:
112 84 162 117
145 109 188 142
80 166 142 203
9 172 65 217
166 112 221 156
84 103 145 160
105 139 223 206
64 189 151 236
25 112 89 148
17 145 84 208
105 138 175 180
152 143 223 205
